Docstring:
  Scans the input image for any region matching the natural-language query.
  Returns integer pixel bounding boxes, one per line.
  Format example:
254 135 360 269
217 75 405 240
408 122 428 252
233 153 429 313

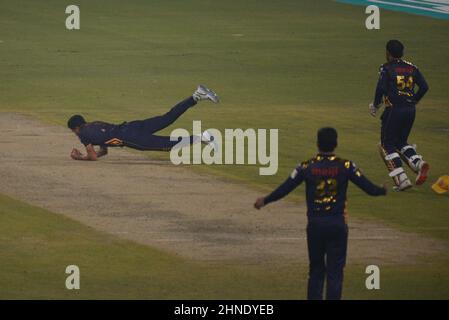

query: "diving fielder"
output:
254 128 386 300
369 40 429 191
68 85 219 161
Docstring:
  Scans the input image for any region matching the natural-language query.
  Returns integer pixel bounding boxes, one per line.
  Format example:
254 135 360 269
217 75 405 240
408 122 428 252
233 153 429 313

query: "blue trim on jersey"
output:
336 0 449 21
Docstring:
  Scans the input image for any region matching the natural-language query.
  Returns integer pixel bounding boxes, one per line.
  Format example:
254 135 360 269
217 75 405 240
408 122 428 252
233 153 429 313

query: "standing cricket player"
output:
254 128 387 300
369 40 430 191
68 85 219 161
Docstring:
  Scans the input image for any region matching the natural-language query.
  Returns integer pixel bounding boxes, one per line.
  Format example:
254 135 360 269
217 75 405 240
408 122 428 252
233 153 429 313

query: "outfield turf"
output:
1 194 448 299
1 0 448 299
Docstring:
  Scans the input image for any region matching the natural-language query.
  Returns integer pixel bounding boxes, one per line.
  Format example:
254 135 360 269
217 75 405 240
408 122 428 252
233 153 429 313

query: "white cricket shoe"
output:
193 85 220 103
202 130 219 151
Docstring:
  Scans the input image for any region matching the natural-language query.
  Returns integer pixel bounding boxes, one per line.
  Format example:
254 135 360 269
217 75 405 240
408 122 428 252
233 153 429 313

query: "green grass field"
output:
1 0 448 299
1 194 448 299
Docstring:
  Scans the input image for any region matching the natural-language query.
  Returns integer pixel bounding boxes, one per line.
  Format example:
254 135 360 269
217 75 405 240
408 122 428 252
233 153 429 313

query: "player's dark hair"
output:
317 127 338 153
386 40 404 58
67 115 86 129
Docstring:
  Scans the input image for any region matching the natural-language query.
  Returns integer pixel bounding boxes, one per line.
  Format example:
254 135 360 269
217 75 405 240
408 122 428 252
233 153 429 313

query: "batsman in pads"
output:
67 85 219 161
369 40 429 191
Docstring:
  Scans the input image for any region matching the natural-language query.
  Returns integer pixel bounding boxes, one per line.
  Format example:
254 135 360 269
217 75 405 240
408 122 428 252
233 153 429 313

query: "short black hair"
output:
317 127 338 152
386 39 404 58
67 115 86 129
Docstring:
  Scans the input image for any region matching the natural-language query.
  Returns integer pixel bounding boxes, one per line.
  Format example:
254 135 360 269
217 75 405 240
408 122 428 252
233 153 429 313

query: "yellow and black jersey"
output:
265 154 386 217
374 59 429 108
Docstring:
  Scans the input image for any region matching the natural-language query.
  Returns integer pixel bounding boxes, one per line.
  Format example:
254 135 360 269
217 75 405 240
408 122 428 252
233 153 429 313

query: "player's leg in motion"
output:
124 134 199 151
141 85 220 135
122 85 219 151
395 108 430 185
307 221 326 300
378 108 412 191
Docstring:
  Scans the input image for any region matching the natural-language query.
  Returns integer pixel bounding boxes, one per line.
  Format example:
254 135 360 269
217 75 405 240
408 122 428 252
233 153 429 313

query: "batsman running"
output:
68 85 219 161
369 40 430 191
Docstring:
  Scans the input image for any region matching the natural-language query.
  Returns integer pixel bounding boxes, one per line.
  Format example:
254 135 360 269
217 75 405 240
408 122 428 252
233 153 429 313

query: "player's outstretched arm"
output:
70 144 106 161
254 166 304 209
347 161 387 196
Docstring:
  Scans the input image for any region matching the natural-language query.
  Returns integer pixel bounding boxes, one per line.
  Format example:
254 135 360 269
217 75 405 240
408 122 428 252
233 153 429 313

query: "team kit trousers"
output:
306 215 348 300
118 97 197 151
